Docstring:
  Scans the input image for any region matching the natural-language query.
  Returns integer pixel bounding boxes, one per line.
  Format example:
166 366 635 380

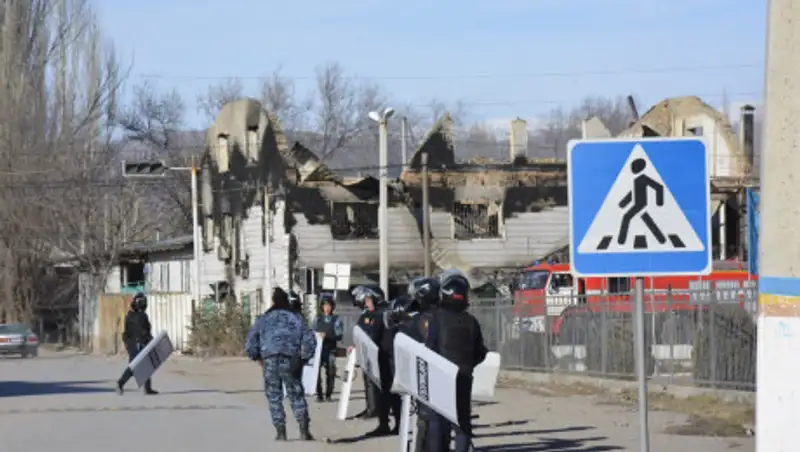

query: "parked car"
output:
0 323 39 358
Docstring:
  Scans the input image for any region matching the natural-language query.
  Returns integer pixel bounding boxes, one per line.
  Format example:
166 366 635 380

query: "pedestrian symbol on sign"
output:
577 144 704 254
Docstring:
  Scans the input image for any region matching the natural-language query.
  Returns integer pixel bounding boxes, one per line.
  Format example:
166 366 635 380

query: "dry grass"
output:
601 390 754 437
499 376 754 437
499 376 605 397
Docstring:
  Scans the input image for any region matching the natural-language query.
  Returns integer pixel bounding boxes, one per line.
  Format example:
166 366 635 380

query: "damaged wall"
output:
201 100 573 292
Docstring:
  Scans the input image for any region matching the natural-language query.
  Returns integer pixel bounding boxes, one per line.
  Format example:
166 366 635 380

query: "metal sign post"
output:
568 137 712 452
633 277 649 452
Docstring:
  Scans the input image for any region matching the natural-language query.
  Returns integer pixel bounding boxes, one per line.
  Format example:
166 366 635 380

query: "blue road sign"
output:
568 138 711 277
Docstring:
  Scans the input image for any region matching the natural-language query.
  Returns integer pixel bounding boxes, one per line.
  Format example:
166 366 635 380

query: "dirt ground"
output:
163 356 755 451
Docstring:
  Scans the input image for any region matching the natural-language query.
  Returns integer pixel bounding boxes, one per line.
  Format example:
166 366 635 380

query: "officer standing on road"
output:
352 286 386 420
385 277 441 450
245 287 318 442
313 293 343 402
116 292 158 395
426 270 488 452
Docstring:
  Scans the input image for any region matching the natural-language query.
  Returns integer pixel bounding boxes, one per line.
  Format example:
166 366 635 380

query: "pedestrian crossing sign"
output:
568 138 712 277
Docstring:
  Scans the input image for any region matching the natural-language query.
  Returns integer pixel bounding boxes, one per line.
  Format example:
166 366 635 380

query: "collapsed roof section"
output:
402 113 457 176
619 95 746 176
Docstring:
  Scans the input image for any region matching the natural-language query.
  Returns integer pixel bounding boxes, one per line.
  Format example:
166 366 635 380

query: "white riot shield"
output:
392 332 460 426
128 330 174 387
353 325 380 386
472 351 502 401
336 347 358 420
285 332 324 397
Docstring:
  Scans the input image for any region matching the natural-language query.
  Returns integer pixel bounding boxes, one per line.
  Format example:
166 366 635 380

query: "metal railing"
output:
334 286 758 391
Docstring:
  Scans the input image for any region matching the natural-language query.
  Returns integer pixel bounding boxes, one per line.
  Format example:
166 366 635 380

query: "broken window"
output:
452 202 502 239
330 202 379 240
687 126 704 136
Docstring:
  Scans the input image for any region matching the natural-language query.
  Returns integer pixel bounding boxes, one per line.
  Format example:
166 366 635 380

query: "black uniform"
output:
353 288 386 419
374 297 414 435
386 277 441 451
426 270 488 452
116 292 157 395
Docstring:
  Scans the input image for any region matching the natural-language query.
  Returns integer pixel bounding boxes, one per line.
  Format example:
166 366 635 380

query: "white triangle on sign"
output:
577 144 704 254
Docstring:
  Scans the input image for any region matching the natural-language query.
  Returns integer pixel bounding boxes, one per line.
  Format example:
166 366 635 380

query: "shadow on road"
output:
474 419 531 429
475 426 595 439
478 436 623 452
0 379 113 398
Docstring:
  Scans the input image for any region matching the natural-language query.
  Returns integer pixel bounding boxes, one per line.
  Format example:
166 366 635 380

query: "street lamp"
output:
368 107 395 299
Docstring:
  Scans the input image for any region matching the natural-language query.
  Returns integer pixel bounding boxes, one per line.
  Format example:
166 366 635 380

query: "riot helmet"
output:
131 292 148 312
438 269 470 309
351 285 385 310
383 294 418 330
407 276 440 310
390 294 420 314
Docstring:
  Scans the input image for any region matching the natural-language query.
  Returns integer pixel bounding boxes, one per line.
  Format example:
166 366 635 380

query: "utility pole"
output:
401 116 408 171
264 183 274 310
369 108 395 299
121 159 202 310
422 152 431 277
756 0 800 450
190 158 202 312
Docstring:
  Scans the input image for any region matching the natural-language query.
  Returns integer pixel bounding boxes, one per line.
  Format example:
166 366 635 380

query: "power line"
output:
136 63 762 82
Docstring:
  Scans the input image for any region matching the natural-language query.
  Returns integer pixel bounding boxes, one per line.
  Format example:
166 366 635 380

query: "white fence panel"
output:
147 293 193 352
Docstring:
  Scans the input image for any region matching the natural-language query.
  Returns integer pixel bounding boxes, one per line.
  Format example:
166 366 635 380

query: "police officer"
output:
351 286 386 420
245 287 318 441
386 277 441 451
313 294 343 402
116 292 157 395
426 270 488 452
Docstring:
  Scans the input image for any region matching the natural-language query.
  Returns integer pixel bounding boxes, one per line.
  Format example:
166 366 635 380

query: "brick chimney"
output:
510 118 528 161
739 105 755 175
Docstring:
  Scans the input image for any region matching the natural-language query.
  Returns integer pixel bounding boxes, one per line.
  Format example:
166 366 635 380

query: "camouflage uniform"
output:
245 306 317 438
263 355 308 425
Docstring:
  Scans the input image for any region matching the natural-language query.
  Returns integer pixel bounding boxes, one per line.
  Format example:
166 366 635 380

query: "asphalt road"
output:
0 350 754 452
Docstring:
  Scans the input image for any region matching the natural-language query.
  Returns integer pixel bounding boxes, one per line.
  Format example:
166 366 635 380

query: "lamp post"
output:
368 107 395 299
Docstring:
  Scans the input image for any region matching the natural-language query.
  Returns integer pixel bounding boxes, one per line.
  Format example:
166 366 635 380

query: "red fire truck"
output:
512 261 757 341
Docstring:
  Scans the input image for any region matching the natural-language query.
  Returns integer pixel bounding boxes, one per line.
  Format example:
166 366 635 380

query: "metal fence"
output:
334 285 758 391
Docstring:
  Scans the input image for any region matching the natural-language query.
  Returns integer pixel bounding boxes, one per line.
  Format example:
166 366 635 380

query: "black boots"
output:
299 422 314 441
365 424 393 437
274 425 287 441
143 380 158 395
274 424 313 441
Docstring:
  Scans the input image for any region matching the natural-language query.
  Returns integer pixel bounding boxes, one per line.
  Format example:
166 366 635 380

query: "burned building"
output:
196 100 570 304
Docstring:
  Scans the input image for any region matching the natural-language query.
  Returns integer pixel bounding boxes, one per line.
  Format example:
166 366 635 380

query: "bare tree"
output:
309 62 388 162
259 67 312 133
532 95 638 158
0 0 139 338
196 78 245 122
116 82 200 233
424 99 471 129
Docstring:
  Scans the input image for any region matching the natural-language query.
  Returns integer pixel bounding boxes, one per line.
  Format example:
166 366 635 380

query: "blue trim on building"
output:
760 276 800 296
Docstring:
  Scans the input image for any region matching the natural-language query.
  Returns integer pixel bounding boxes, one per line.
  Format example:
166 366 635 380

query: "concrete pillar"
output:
757 0 800 450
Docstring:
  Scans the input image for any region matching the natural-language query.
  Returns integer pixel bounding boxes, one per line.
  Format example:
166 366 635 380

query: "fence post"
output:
600 288 608 375
543 303 551 371
709 287 718 387
495 300 502 353
667 284 675 383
